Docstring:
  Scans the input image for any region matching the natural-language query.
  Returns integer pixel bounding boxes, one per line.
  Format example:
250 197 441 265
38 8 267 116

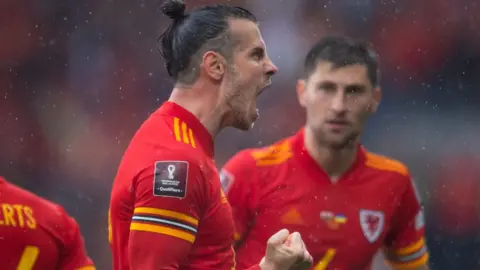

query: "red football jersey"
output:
109 102 261 270
0 177 95 270
221 129 428 270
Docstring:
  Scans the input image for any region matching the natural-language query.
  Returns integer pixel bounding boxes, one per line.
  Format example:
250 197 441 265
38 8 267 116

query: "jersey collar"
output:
156 101 214 157
291 127 366 183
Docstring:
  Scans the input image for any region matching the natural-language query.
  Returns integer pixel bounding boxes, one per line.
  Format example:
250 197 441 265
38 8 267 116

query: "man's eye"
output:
252 53 262 60
318 84 336 91
346 87 365 94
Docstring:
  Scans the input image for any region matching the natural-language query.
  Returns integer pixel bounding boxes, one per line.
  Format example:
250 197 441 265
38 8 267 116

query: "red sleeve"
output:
221 150 260 244
128 151 208 269
384 176 429 269
57 207 95 270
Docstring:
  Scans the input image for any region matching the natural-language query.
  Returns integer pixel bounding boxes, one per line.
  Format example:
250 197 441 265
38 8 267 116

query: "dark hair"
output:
302 36 380 87
159 0 257 84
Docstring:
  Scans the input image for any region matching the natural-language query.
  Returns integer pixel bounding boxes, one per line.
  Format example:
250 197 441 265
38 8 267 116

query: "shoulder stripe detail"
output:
365 152 409 176
173 117 196 148
76 266 96 270
251 140 293 166
173 117 182 141
130 222 195 243
188 128 196 148
134 207 198 226
181 122 190 144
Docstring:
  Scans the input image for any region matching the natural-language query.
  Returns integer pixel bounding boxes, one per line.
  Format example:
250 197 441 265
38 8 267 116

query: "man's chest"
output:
200 159 235 239
189 160 235 267
253 170 402 269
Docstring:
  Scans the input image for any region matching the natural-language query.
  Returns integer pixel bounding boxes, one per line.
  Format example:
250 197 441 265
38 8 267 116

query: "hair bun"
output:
162 0 186 20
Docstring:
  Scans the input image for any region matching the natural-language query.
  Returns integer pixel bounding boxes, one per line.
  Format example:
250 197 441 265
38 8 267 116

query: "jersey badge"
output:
359 209 384 243
153 161 189 198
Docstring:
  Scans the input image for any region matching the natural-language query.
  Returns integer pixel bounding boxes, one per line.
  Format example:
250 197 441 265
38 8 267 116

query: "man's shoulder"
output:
361 149 413 193
362 149 410 178
122 114 203 168
3 181 62 212
221 137 295 193
131 112 180 146
233 136 295 168
1 181 71 232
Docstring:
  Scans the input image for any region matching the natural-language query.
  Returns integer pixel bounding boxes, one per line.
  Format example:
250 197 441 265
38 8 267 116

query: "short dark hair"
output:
159 0 257 84
302 36 380 87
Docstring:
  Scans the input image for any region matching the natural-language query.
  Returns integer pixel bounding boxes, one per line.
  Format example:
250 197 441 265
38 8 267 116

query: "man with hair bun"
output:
108 0 313 269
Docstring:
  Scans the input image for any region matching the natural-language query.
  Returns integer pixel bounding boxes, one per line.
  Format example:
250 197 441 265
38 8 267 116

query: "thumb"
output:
267 229 290 246
286 232 303 249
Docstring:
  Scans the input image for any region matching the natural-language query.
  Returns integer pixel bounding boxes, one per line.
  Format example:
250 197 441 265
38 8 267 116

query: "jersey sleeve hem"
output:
385 237 429 269
130 207 199 244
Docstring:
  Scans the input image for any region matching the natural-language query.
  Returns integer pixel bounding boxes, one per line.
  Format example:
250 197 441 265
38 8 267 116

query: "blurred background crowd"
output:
1 0 479 269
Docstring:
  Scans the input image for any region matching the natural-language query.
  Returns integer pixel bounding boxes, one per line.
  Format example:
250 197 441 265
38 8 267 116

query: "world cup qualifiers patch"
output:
153 161 189 198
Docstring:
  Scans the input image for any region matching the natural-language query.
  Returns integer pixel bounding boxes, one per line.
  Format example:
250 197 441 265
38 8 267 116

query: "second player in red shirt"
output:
222 36 429 270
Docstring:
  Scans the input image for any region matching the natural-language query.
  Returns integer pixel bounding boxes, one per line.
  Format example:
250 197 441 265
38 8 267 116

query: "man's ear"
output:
201 51 225 81
296 79 307 108
371 87 381 113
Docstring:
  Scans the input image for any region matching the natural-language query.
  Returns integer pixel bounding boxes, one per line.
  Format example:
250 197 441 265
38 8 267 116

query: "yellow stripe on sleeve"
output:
130 222 195 243
388 253 429 270
395 238 425 256
133 207 199 226
181 121 190 144
76 266 96 270
173 117 182 141
188 128 196 148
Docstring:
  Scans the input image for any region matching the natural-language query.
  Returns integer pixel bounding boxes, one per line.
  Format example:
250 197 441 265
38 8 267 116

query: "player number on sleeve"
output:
314 248 336 270
17 245 39 270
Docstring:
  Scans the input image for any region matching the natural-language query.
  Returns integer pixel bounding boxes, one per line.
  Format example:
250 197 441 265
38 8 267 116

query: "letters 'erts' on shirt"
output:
0 177 95 270
109 102 237 270
221 128 428 270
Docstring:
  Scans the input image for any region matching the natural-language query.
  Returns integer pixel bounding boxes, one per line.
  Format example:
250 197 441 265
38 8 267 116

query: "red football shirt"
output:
0 177 95 270
221 129 428 270
109 102 261 270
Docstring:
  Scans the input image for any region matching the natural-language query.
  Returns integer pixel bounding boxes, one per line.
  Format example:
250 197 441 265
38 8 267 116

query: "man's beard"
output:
316 129 360 150
229 97 251 131
222 86 251 131
222 67 255 131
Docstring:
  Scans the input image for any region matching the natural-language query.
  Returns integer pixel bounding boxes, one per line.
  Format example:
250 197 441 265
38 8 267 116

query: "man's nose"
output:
331 91 347 113
265 57 278 77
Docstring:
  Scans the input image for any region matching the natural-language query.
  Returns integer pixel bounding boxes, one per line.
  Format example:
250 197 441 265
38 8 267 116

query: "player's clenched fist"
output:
259 229 313 270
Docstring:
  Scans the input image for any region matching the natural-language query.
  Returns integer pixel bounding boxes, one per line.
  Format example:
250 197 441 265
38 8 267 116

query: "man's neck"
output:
168 83 227 140
304 127 358 182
